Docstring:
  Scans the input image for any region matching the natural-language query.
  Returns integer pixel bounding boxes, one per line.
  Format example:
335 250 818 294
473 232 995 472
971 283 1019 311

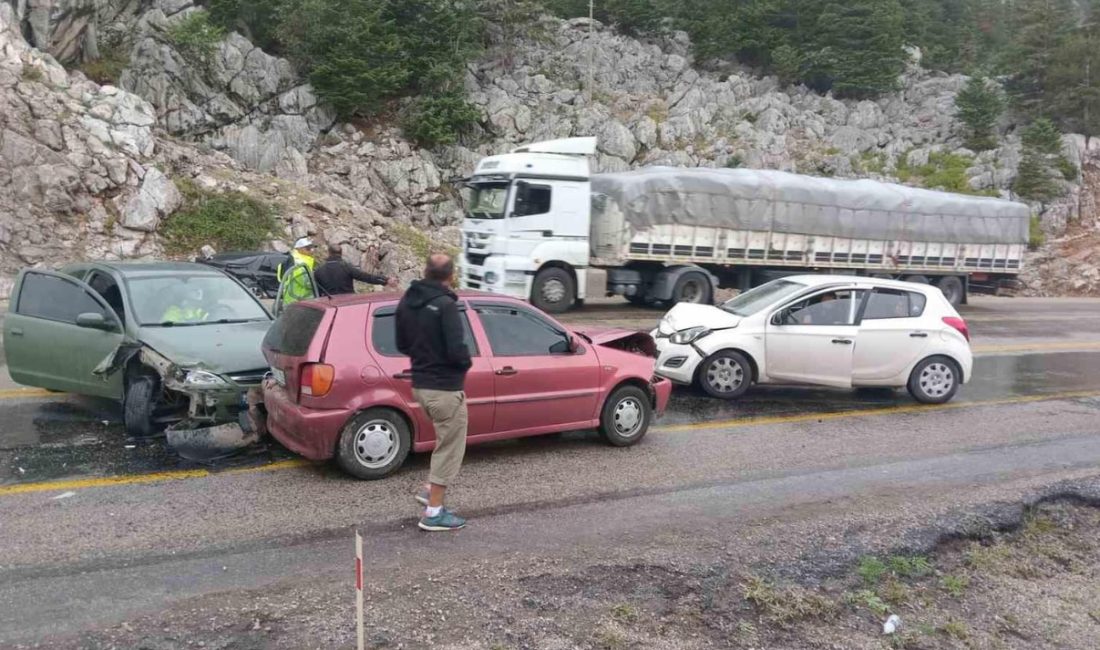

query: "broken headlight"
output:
182 370 229 387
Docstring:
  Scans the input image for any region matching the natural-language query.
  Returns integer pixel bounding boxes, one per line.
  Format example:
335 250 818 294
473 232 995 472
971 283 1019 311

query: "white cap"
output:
293 237 314 249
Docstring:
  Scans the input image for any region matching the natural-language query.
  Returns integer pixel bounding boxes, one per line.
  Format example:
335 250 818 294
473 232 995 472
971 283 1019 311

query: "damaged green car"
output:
3 263 273 436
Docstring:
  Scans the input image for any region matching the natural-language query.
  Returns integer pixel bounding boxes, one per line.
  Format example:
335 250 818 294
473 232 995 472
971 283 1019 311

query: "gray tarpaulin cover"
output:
590 167 1030 244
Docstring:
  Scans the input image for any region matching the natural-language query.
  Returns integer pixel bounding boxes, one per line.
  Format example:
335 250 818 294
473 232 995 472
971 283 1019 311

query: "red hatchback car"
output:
259 291 672 479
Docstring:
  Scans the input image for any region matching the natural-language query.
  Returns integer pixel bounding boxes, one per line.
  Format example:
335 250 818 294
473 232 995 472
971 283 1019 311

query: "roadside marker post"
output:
356 530 364 650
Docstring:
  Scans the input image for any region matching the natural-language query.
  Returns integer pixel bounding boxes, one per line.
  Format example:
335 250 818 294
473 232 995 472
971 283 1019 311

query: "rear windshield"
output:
263 305 325 356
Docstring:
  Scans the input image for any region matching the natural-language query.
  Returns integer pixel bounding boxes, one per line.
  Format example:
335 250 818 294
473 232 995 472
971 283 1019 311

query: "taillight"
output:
300 363 335 397
942 316 970 341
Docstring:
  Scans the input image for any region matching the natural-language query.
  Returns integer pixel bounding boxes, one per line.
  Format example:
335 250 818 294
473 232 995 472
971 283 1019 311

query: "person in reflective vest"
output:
161 285 209 323
277 237 318 305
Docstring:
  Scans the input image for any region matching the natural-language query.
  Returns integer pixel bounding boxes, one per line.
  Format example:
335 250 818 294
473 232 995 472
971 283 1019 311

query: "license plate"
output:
271 367 286 386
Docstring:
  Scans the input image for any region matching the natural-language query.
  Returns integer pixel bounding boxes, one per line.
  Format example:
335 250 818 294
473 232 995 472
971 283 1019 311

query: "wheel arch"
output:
606 376 657 409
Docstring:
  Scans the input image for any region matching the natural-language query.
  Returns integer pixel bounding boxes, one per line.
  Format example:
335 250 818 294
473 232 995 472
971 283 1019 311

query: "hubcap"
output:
613 397 644 437
706 357 744 393
919 363 955 397
353 419 398 468
541 278 566 304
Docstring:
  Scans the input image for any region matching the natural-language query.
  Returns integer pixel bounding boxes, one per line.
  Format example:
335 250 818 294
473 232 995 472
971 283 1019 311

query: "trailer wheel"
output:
937 276 965 307
531 267 576 314
671 271 713 305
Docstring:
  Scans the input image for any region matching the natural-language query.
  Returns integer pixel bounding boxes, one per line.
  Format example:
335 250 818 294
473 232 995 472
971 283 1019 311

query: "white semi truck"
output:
458 137 1030 312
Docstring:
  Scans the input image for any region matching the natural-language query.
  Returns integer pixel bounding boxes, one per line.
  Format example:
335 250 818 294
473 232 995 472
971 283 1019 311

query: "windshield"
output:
129 275 270 326
720 279 808 316
464 182 508 220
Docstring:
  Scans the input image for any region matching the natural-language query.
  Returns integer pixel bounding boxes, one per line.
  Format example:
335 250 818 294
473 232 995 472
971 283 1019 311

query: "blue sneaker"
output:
414 488 430 507
419 508 466 532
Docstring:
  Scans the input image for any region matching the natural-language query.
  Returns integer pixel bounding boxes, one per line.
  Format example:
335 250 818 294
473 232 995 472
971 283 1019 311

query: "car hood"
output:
658 303 742 335
137 320 271 374
572 327 657 357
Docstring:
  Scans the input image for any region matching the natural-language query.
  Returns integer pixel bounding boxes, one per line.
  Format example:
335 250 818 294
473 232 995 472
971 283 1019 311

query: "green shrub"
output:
167 11 225 63
402 93 481 147
1022 117 1064 156
78 43 131 84
857 556 887 585
726 154 744 168
1014 151 1061 201
206 0 286 51
915 152 974 193
1028 214 1045 249
1056 155 1078 180
161 180 279 255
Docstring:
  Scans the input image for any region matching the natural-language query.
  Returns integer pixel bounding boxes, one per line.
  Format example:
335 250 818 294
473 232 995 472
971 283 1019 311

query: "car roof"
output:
780 274 939 293
75 261 231 279
298 289 522 310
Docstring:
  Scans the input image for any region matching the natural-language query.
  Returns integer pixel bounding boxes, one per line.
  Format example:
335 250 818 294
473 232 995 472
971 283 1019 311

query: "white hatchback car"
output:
653 275 973 403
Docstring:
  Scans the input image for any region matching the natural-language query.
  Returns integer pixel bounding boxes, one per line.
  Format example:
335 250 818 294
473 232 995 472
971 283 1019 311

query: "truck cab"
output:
459 138 596 312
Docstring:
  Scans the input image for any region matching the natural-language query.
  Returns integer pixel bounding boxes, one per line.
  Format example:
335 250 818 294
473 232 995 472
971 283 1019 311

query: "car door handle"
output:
9 328 22 336
831 339 853 345
495 366 518 376
909 332 929 338
393 370 412 380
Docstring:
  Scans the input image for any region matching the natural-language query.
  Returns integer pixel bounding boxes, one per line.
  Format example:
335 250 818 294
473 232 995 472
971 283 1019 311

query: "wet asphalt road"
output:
2 296 1100 646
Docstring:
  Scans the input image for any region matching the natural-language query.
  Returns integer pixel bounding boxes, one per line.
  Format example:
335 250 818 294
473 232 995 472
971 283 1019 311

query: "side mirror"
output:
770 310 787 326
550 335 578 355
76 312 114 331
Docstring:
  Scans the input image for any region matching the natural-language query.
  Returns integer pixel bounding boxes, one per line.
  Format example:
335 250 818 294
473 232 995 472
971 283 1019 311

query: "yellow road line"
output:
0 388 55 399
3 390 1100 498
973 341 1100 354
654 389 1100 434
0 459 311 497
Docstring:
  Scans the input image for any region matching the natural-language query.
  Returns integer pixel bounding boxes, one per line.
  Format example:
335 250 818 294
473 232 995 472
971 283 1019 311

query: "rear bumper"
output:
261 378 352 460
652 376 673 416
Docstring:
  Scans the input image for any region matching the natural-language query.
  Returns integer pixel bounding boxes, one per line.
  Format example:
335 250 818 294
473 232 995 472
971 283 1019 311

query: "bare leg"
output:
428 483 446 508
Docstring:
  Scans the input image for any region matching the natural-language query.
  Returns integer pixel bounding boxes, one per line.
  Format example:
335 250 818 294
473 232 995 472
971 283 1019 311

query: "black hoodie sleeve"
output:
439 299 473 370
346 261 387 286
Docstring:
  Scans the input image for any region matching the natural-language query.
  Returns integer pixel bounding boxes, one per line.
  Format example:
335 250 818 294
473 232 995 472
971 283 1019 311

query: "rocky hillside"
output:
2 0 1098 297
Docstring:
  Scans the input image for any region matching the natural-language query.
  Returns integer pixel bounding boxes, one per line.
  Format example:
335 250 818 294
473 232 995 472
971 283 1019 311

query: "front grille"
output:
466 252 487 267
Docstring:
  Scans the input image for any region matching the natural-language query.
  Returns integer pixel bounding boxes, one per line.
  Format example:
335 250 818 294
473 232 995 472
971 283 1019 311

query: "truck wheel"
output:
531 267 575 314
937 276 965 307
336 409 411 480
671 271 713 305
124 374 158 437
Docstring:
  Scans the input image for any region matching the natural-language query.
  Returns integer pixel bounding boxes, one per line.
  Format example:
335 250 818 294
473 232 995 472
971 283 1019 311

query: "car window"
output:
475 304 570 356
127 274 269 326
780 289 863 326
264 305 325 356
370 310 479 357
16 272 107 324
87 271 126 323
863 289 927 320
513 183 551 217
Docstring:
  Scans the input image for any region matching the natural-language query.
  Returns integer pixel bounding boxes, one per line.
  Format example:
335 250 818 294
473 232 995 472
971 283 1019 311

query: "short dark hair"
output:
327 243 343 259
425 253 454 283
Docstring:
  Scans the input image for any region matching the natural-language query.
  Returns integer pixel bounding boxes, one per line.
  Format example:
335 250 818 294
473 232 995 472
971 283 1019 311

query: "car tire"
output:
531 267 576 314
937 276 965 307
124 374 158 437
599 385 652 447
336 409 411 480
697 350 753 399
907 356 961 404
671 271 713 305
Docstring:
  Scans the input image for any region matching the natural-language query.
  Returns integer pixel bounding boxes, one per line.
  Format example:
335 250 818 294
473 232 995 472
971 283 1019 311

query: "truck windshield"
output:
464 182 509 220
720 279 807 316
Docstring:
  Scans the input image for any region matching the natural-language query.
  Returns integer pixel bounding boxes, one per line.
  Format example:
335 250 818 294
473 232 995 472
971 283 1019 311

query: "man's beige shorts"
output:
413 389 468 487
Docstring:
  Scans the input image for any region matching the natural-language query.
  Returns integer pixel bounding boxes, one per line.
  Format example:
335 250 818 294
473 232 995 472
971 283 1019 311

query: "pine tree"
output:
1046 1 1100 136
954 77 1004 150
1013 150 1061 201
1004 0 1076 117
1022 117 1064 155
805 0 906 98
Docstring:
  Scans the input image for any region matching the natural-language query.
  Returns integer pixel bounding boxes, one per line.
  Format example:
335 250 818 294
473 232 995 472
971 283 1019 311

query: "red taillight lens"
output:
942 316 970 341
300 363 335 397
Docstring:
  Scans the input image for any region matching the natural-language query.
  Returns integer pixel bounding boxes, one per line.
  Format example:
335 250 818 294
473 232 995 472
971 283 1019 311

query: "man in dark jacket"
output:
314 244 394 296
395 253 472 531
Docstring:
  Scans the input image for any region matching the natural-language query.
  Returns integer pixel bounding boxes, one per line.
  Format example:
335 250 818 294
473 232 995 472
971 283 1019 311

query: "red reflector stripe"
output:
356 557 362 591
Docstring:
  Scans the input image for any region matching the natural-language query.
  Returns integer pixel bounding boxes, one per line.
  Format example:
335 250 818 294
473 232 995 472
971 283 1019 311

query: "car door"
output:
764 287 864 387
3 269 125 397
853 288 931 382
366 303 495 438
470 301 601 435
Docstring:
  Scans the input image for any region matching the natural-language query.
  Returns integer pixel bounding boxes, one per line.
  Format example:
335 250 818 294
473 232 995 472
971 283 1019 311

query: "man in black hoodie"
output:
395 254 472 531
314 243 394 296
